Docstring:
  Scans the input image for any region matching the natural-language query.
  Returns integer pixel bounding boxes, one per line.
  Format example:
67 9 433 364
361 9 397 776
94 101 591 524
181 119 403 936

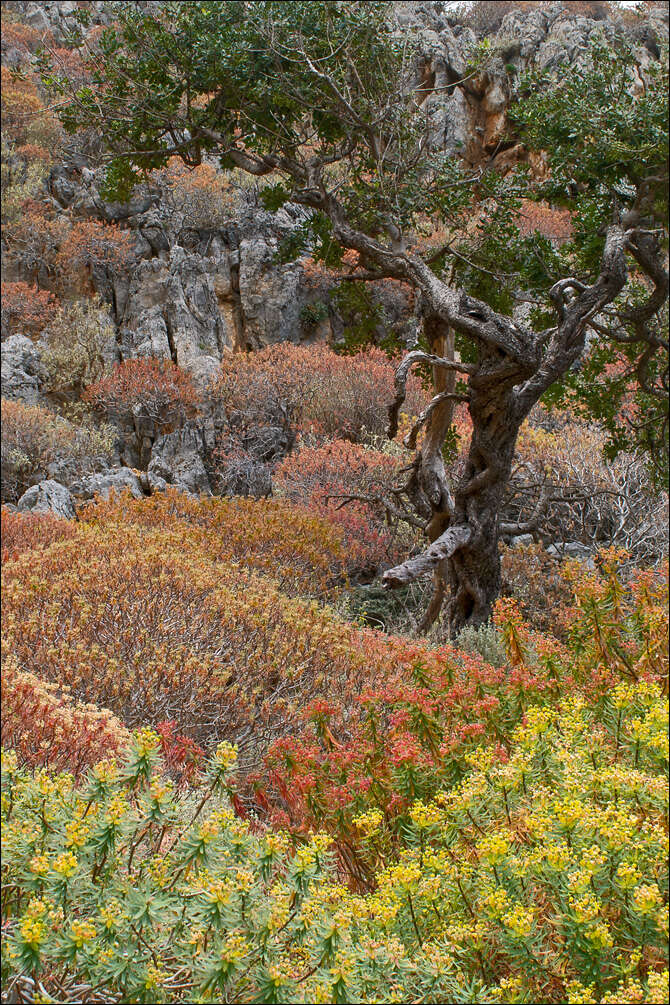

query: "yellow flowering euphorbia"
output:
1 673 667 1003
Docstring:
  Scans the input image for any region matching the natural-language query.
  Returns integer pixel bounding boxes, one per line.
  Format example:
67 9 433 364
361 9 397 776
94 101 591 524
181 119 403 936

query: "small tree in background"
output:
42 297 116 397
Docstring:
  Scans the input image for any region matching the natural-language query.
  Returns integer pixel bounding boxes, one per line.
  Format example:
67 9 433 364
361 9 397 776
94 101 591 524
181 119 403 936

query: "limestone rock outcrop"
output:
1 336 44 405
17 479 76 519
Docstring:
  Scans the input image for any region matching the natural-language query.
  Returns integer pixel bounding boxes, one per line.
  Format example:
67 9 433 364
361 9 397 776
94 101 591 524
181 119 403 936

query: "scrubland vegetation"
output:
1 1 668 1002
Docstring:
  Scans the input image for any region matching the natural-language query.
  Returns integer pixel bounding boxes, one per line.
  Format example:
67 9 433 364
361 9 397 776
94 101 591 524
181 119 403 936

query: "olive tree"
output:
47 0 669 634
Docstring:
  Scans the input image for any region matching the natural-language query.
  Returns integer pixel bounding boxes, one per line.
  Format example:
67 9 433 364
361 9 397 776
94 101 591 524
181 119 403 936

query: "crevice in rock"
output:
163 310 179 364
214 313 227 360
229 255 247 352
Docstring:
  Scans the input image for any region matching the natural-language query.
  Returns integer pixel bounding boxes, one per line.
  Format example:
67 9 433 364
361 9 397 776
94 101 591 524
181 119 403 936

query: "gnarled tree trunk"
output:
381 228 631 637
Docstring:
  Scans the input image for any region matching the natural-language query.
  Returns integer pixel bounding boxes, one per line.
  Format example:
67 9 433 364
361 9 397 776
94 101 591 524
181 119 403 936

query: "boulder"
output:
68 468 145 505
546 541 595 565
510 534 535 549
147 423 212 496
1 336 44 405
17 480 76 520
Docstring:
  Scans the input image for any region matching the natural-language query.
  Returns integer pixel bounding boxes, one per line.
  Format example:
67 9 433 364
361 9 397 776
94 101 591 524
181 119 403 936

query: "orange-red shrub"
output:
1 657 129 775
274 439 409 570
2 199 69 283
0 508 77 563
149 157 239 230
500 541 575 636
0 20 44 59
54 218 134 293
1 525 373 760
518 200 574 244
210 343 426 446
256 558 668 881
1 280 59 337
80 489 351 598
0 65 61 150
83 357 200 430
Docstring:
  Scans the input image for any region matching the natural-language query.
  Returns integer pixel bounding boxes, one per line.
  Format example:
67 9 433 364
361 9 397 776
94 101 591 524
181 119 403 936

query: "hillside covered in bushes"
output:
1 2 668 1003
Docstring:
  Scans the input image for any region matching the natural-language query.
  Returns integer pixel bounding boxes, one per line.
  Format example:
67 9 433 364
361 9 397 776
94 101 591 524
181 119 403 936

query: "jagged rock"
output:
17 480 76 520
1 336 44 405
147 423 212 496
119 247 231 368
238 232 303 348
424 86 473 156
510 534 535 549
68 468 145 504
546 541 594 563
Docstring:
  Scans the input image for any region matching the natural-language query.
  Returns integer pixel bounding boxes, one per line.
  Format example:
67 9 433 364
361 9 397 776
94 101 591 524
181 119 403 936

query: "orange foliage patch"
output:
1 656 129 775
80 489 351 599
0 524 364 761
0 19 45 57
0 281 60 337
84 357 199 429
54 218 134 293
275 439 407 570
211 343 426 445
518 200 574 244
0 508 77 564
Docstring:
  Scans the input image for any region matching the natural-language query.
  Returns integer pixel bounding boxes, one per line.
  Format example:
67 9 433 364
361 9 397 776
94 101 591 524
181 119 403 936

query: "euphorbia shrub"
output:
54 218 134 295
0 509 77 563
79 489 351 598
1 518 385 758
1 657 129 776
274 438 413 571
83 357 200 433
1 681 666 1004
257 556 669 883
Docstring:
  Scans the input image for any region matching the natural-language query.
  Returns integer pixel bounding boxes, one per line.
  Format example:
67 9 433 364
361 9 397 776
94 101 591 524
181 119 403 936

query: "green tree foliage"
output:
512 40 669 485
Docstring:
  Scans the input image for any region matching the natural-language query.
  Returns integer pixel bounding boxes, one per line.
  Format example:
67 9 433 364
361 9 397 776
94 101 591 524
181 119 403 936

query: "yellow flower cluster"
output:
213 740 238 771
502 903 535 939
52 851 77 878
69 920 96 948
478 831 510 866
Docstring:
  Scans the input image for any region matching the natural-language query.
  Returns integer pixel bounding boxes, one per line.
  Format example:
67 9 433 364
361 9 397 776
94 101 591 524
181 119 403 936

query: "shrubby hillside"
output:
1 2 668 1003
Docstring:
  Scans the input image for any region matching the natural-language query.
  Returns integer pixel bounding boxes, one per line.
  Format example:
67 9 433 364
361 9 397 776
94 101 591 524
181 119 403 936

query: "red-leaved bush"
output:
83 357 200 431
1 656 129 776
0 508 77 563
210 343 426 446
274 439 410 570
0 281 60 337
255 556 668 884
54 218 134 294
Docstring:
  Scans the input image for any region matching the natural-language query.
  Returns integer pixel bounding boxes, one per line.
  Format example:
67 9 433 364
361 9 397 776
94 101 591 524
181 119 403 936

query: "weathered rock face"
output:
3 0 668 376
67 467 145 505
397 1 666 165
147 422 213 496
17 479 76 519
111 204 306 375
1 336 44 405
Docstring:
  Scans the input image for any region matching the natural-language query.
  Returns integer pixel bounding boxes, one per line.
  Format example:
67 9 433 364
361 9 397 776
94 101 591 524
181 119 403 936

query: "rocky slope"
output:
1 0 667 513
